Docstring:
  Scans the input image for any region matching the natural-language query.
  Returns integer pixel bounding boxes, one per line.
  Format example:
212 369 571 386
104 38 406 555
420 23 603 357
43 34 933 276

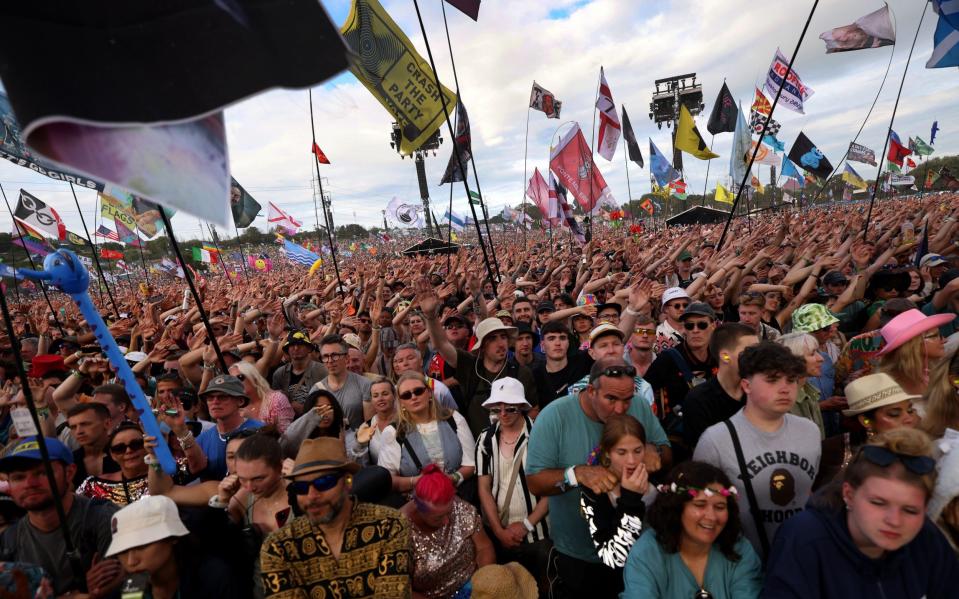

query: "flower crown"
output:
655 482 738 498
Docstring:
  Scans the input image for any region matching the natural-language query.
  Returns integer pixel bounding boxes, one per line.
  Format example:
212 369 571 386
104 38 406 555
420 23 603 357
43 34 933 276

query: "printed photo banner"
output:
848 142 877 166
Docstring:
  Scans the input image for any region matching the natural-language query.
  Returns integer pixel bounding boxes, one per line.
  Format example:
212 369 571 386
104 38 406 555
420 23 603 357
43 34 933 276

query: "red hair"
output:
414 464 455 505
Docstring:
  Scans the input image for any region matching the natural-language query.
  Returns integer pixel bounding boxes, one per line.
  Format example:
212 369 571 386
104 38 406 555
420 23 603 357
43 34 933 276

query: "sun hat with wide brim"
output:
473 317 517 348
876 309 956 356
842 372 921 416
286 437 360 479
105 495 189 557
471 562 538 599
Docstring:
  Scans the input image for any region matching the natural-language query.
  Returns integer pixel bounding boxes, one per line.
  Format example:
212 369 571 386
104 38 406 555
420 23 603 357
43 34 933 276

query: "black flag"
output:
787 132 833 180
621 106 644 168
440 99 472 185
707 82 738 135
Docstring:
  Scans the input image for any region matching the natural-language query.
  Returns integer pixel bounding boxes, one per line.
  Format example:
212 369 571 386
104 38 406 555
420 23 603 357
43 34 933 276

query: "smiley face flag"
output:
787 132 833 180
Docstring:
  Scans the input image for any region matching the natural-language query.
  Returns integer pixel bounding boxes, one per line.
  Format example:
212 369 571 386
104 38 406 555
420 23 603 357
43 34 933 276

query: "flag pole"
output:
701 135 715 207
206 224 234 287
863 0 928 240
233 222 250 278
587 68 602 243
522 106 531 250
411 0 498 296
308 88 343 295
717 0 820 252
68 183 119 319
0 182 66 336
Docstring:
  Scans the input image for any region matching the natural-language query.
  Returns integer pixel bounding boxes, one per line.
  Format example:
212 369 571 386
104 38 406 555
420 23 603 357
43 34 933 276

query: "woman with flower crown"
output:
620 461 762 599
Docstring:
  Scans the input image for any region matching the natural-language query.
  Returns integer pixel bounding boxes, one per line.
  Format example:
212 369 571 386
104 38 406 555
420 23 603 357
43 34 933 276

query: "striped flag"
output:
191 247 218 264
443 209 466 232
278 235 322 267
95 225 121 242
552 177 585 244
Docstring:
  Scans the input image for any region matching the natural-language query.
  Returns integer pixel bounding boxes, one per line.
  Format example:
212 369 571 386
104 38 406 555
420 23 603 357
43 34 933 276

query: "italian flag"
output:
192 247 218 264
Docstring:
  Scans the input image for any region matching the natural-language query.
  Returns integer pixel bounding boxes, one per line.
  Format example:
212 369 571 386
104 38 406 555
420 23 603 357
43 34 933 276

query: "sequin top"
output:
409 497 482 599
76 474 149 507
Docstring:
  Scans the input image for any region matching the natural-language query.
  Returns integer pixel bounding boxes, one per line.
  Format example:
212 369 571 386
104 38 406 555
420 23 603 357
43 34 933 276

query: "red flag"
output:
525 168 550 217
906 157 917 168
549 123 615 213
886 131 911 166
100 248 123 260
312 142 330 164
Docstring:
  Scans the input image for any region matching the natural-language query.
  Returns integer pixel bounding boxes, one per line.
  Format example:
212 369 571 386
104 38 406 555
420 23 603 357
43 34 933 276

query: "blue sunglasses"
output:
290 472 344 495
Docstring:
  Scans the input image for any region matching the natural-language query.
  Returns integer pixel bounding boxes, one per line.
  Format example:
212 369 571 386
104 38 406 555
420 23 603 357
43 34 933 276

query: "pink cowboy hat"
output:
876 309 956 355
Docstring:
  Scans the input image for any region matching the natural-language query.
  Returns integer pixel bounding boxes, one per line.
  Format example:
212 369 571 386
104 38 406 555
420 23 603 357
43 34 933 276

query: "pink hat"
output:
876 309 955 355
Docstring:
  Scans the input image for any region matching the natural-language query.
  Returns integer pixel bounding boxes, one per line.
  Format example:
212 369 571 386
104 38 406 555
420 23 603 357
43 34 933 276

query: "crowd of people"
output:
0 195 957 597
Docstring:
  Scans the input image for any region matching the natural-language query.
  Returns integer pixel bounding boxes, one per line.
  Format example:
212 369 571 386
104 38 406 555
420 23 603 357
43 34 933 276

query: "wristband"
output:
624 307 639 316
523 518 535 533
451 471 464 487
564 466 578 488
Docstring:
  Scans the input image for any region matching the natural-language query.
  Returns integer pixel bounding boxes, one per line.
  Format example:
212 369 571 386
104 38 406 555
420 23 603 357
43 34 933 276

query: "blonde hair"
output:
852 428 937 497
922 352 959 439
880 336 927 391
232 361 271 403
394 372 451 436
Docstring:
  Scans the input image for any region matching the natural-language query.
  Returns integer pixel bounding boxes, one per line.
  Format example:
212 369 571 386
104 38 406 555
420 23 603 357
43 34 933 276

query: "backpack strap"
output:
664 348 694 386
723 419 770 560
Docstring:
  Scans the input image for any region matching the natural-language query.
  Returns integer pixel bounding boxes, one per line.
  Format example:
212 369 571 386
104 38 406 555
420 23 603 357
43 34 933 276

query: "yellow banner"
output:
714 183 734 204
99 192 137 230
341 0 455 155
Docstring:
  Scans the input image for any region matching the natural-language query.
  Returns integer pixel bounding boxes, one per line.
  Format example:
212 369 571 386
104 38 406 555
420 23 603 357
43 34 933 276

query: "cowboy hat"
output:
876 309 955 355
286 437 360 479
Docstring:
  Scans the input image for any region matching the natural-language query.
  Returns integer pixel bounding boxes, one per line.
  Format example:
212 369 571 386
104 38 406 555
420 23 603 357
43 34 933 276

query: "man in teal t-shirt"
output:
527 358 669 597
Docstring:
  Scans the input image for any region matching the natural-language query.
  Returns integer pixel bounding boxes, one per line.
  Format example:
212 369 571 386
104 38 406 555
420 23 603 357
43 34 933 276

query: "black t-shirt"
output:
533 351 593 409
643 342 718 436
72 447 120 488
682 376 745 449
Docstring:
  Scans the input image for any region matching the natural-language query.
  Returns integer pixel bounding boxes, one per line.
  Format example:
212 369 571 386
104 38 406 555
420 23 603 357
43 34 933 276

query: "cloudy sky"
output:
0 0 952 241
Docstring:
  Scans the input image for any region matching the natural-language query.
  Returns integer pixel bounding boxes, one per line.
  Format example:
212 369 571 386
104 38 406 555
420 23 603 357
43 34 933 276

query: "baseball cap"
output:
677 250 693 261
199 375 249 407
920 253 948 268
589 323 625 344
443 312 469 327
661 287 690 307
0 437 73 472
27 355 66 378
536 301 556 313
822 271 849 286
680 302 716 321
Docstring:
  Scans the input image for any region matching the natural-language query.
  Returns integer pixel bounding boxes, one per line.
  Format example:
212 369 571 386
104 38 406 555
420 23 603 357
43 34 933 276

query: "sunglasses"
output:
110 439 145 455
589 364 637 383
488 406 521 415
290 472 344 495
633 328 656 337
320 352 346 363
399 386 428 401
683 321 710 331
859 445 935 475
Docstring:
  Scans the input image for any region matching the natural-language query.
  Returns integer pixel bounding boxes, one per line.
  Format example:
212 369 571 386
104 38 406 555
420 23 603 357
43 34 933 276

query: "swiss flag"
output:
312 142 330 164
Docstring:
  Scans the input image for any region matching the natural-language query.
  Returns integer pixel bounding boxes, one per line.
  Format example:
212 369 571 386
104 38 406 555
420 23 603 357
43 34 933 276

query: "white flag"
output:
14 189 66 240
267 202 302 234
386 197 424 228
764 48 814 114
595 67 621 161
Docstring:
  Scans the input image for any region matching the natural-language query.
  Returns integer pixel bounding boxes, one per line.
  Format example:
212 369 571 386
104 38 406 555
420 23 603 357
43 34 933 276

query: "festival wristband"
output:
564 466 578 488
523 518 535 533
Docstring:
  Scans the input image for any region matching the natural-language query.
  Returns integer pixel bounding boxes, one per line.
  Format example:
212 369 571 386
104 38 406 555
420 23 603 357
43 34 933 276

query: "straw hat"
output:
843 373 921 416
876 309 955 355
470 562 537 599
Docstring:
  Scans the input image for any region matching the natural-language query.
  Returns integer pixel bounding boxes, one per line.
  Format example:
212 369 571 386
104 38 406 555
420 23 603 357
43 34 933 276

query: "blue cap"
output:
0 436 73 472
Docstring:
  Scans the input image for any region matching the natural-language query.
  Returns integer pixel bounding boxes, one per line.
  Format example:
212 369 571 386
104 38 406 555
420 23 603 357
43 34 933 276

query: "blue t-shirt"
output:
526 392 668 563
197 418 264 479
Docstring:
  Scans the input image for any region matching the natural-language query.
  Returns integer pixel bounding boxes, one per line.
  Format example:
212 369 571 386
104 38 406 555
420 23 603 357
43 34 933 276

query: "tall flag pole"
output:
588 67 603 242
717 0 821 252
308 88 343 295
863 1 930 239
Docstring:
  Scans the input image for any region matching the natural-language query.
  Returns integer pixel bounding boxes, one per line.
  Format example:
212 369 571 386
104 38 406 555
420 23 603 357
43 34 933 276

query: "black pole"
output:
158 210 228 371
206 224 234 287
233 222 250 278
0 183 66 336
68 183 118 316
717 0 820 251
308 89 343 295
412 0 498 296
8 244 21 308
701 135 715 206
863 1 928 240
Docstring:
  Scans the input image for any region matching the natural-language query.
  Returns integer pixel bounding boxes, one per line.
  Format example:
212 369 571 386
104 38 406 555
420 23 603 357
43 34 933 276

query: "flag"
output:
912 136 935 156
931 121 940 144
887 161 902 174
14 189 66 240
887 130 912 166
675 105 719 160
639 198 655 215
848 142 878 166
443 209 466 231
927 0 959 68
751 87 772 116
100 248 123 260
749 110 781 137
440 99 472 184
669 179 688 200
788 132 833 179
445 0 480 20
65 230 89 248
714 182 734 205
529 82 563 119
95 225 120 242
889 174 916 186
707 82 738 135
468 190 482 205
230 179 262 229
751 175 765 194
925 169 940 190
819 5 895 52
386 196 424 228
552 178 585 244
595 67 621 161
267 202 302 234
761 135 785 153
526 168 550 216
906 157 917 169
549 123 616 213
114 217 143 248
546 173 563 225
915 226 930 268
649 139 681 187
729 101 751 184
939 168 959 190
129 196 172 238
192 247 218 264
764 48 815 113
341 0 455 155
842 163 867 189
278 236 323 268
312 142 330 165
620 106 644 168
748 140 781 166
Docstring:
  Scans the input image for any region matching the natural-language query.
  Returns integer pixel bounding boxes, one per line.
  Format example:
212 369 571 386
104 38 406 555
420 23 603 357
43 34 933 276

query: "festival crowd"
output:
0 195 957 598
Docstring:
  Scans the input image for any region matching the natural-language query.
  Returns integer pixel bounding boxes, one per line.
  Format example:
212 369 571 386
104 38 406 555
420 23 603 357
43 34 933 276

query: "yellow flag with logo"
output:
341 0 456 155
675 104 719 160
714 182 734 204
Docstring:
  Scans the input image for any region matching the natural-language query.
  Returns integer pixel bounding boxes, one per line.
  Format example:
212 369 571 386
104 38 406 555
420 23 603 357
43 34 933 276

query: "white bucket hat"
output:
105 495 189 557
482 377 531 409
474 317 517 348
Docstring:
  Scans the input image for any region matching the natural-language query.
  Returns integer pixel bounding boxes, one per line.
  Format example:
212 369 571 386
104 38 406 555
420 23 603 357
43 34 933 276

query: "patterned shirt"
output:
260 502 411 599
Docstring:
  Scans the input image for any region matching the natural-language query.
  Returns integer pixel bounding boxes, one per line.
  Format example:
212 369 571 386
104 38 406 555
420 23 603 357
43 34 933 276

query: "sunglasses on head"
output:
290 472 343 495
683 321 710 331
399 386 428 401
859 445 935 475
110 439 145 455
589 364 637 383
488 406 521 415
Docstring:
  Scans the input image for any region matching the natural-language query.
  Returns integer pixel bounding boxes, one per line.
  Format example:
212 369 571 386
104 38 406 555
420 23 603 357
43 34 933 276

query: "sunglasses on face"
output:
110 439 145 455
488 406 521 415
633 328 656 337
290 472 344 495
683 321 710 331
859 445 935 475
398 386 428 401
589 364 637 383
669 302 689 310
320 352 346 363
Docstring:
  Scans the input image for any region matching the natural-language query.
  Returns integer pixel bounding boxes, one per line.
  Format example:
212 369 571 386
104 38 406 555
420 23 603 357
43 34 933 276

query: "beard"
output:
305 493 346 525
